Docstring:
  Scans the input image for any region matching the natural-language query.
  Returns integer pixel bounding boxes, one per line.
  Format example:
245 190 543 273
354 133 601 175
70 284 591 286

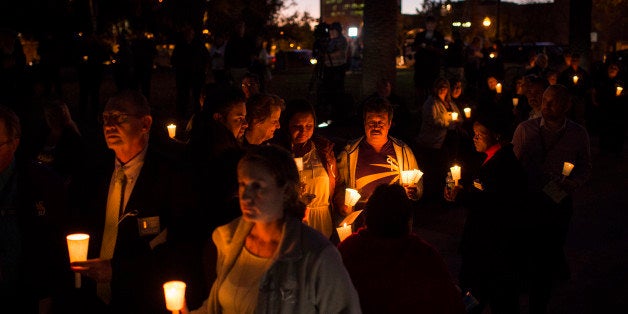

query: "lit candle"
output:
495 83 502 94
67 233 90 289
562 162 575 177
451 112 458 121
572 75 579 84
463 107 471 118
344 188 361 207
400 169 424 185
450 165 461 186
163 281 187 314
512 97 519 107
617 86 623 97
336 223 352 242
167 124 176 139
293 157 304 172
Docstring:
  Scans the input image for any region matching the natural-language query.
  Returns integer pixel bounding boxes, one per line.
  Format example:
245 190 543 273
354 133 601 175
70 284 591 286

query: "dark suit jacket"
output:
1 160 71 314
69 143 206 314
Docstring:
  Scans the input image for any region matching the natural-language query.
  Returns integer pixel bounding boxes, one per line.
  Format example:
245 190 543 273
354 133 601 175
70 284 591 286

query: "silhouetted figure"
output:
412 16 445 113
171 25 210 121
76 33 110 129
131 27 157 100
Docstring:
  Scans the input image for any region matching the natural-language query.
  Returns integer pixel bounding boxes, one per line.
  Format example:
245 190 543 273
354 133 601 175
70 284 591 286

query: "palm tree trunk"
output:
362 0 400 95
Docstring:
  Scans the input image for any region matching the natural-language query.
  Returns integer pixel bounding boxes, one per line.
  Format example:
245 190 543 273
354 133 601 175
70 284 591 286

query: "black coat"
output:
456 144 527 288
0 160 71 313
69 145 206 314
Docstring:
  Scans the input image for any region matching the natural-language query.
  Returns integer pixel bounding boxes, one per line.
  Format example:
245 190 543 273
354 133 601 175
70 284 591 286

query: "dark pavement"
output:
60 66 627 314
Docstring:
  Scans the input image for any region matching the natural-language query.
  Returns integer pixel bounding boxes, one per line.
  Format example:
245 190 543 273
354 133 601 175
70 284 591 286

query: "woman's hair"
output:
283 98 317 126
365 184 412 237
239 144 306 219
245 93 285 125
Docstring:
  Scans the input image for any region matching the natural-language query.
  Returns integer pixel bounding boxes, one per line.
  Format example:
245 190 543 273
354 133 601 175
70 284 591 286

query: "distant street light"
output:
348 27 358 38
483 17 491 28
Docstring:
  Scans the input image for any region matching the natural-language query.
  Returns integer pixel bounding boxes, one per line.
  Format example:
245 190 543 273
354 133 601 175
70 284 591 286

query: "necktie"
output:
97 167 127 304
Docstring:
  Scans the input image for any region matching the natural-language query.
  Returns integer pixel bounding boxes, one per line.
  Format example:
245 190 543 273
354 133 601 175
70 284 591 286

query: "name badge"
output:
138 216 160 236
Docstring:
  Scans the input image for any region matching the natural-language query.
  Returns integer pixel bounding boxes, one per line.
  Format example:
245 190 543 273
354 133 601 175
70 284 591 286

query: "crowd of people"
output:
0 19 625 314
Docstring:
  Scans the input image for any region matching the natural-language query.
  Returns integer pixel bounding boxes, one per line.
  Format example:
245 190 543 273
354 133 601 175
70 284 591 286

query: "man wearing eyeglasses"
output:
334 96 423 236
69 91 206 313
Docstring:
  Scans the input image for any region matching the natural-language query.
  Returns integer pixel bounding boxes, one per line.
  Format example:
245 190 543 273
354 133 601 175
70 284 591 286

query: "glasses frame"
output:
99 112 144 125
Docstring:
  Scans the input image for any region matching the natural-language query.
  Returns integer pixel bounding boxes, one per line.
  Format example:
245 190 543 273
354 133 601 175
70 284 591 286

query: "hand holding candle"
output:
617 86 623 96
336 223 352 242
450 165 461 186
562 162 575 177
400 169 424 186
163 281 187 314
344 188 361 207
67 233 90 288
463 107 471 118
495 83 502 94
572 75 579 84
167 124 177 139
293 157 304 172
512 97 519 107
451 112 458 121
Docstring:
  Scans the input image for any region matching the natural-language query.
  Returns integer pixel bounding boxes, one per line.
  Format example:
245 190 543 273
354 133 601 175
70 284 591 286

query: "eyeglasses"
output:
99 112 143 125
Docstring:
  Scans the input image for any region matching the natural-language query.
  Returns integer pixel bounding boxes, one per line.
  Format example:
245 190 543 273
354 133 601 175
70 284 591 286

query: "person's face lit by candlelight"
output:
238 158 286 223
215 101 247 140
245 94 285 145
451 81 463 100
289 112 315 145
487 76 498 91
607 64 619 79
364 111 391 145
473 122 497 153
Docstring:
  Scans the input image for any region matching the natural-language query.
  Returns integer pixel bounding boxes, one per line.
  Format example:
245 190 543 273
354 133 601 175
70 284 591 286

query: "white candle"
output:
495 83 502 94
400 169 424 185
344 188 361 207
512 97 519 107
450 165 461 186
617 86 623 96
67 233 90 288
463 107 471 118
572 75 579 84
163 281 187 313
451 112 458 121
336 223 352 242
293 157 304 172
167 124 177 139
562 162 575 177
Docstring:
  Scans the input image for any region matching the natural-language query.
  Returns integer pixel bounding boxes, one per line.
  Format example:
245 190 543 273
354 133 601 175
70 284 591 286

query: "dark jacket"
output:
69 145 206 314
338 229 466 314
0 160 71 313
454 144 527 287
